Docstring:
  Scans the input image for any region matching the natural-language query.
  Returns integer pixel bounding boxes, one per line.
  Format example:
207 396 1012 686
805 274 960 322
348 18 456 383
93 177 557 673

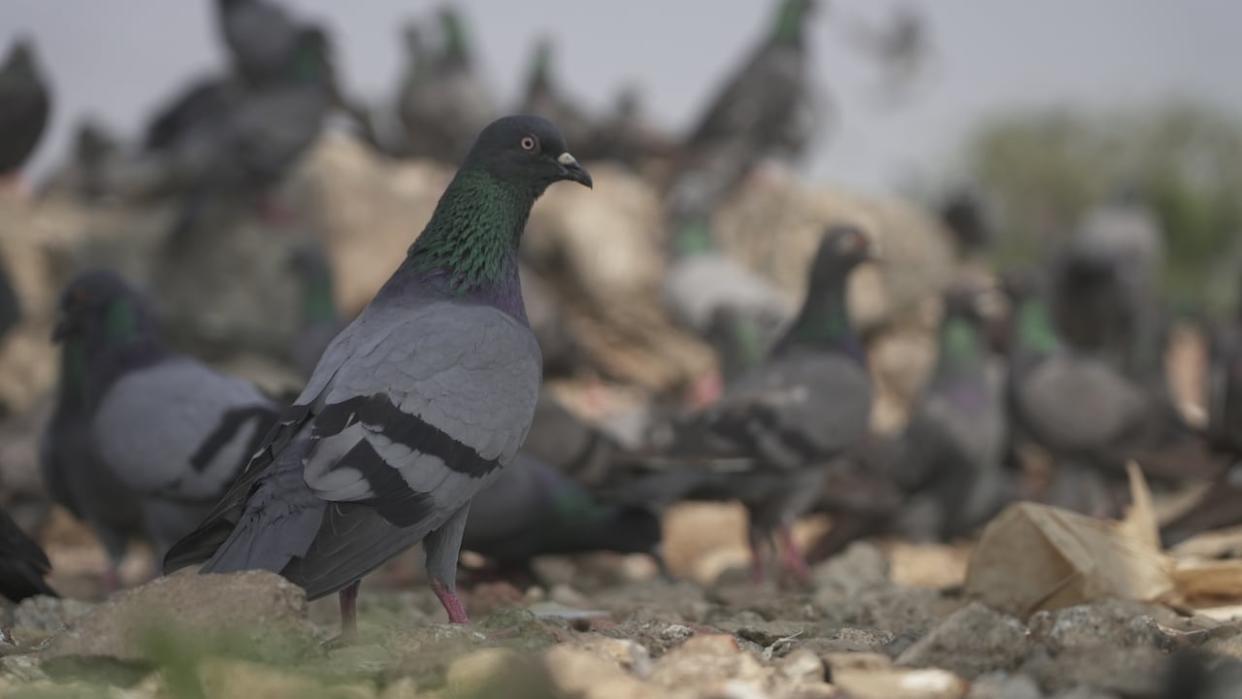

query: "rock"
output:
1021 646 1166 696
826 652 967 699
803 628 896 655
812 542 891 599
199 658 375 699
964 672 1043 699
649 634 833 698
820 584 960 643
568 635 653 676
0 653 47 683
897 603 1031 679
1027 599 1206 653
44 571 314 663
13 596 96 634
445 648 556 699
543 645 656 699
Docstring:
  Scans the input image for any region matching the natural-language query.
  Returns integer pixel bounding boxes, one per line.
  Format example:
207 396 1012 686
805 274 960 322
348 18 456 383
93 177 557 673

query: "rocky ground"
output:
2 504 1240 699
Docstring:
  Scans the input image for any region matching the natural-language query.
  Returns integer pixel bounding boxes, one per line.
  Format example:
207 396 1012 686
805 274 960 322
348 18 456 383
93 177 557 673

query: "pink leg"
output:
430 579 470 624
101 564 122 596
339 580 360 637
777 525 811 584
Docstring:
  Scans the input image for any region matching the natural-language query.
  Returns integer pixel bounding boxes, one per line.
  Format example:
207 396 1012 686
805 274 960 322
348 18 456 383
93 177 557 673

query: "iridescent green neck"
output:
441 12 469 64
671 220 716 258
937 316 982 373
58 340 89 407
773 0 809 45
1016 297 1058 354
106 298 139 344
783 276 853 351
407 168 534 291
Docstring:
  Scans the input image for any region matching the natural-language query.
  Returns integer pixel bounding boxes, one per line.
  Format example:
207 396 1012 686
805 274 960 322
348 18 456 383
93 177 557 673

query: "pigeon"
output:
0 38 52 178
670 0 819 220
892 287 1009 540
287 245 347 378
523 393 619 488
397 7 497 164
0 507 56 602
1005 272 1154 514
164 115 593 634
44 271 279 568
464 453 661 571
614 226 874 582
216 0 302 88
517 38 595 161
1052 189 1167 383
159 26 335 239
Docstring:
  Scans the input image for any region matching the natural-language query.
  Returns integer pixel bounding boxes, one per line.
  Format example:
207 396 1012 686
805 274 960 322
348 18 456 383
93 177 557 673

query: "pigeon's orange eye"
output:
520 136 537 151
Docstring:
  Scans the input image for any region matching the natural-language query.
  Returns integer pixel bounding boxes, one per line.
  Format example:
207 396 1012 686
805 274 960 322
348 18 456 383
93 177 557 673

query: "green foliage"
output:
964 102 1242 313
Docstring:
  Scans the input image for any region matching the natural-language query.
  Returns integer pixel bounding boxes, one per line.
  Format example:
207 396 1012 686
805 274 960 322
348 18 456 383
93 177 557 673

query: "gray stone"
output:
898 603 1031 679
803 627 896 655
43 570 314 663
0 653 47 683
13 596 96 634
1028 599 1205 654
1022 646 1165 696
965 672 1043 699
812 542 891 601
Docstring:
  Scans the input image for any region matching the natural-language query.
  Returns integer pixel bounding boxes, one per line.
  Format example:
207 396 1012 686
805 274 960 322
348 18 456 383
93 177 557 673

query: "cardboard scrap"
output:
967 464 1242 614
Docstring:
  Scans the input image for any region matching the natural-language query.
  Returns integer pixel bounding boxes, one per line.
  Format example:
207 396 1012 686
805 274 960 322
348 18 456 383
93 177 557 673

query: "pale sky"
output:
3 0 1241 193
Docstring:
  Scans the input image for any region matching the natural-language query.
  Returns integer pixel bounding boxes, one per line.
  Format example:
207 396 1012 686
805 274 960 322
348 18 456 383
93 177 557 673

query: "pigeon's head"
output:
773 0 819 43
810 224 876 280
466 115 593 192
4 37 39 74
53 271 155 349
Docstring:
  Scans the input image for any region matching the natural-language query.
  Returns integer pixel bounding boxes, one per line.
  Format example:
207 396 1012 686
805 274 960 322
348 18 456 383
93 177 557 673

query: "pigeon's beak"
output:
556 152 593 189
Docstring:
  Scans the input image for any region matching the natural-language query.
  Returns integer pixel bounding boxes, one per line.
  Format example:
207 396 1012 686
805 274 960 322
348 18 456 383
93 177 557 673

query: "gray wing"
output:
695 352 873 468
92 358 276 502
689 43 808 154
196 301 542 598
1017 354 1147 452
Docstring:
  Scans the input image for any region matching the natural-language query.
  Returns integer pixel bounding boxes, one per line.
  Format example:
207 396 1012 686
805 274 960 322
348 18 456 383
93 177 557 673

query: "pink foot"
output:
431 579 470 624
686 370 725 409
101 565 122 596
777 525 811 585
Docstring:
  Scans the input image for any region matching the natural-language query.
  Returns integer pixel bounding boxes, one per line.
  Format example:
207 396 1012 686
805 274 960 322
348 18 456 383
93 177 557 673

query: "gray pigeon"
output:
44 271 278 569
464 453 660 572
669 0 819 226
614 226 874 583
893 287 1008 540
397 7 497 164
0 507 56 602
164 115 592 634
1052 189 1167 383
216 0 301 88
151 26 335 240
0 37 52 177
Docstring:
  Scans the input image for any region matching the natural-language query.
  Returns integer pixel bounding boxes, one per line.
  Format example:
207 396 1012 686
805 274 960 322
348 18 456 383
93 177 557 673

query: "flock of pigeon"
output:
0 0 1239 642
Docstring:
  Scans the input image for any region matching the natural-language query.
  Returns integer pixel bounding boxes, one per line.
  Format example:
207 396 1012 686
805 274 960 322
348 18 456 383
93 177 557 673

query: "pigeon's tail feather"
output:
199 482 324 577
0 560 57 601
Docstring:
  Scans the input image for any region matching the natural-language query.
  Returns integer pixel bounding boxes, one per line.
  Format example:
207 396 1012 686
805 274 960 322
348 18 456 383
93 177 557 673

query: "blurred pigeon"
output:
517 38 595 160
614 226 874 582
670 0 819 220
893 287 1008 540
160 26 335 240
42 308 145 591
585 84 676 167
164 115 593 634
464 453 661 571
397 7 496 164
1006 273 1150 514
1052 189 1167 382
523 392 620 488
0 507 56 602
287 245 346 377
0 38 52 178
216 0 301 88
45 271 278 564
142 76 235 155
